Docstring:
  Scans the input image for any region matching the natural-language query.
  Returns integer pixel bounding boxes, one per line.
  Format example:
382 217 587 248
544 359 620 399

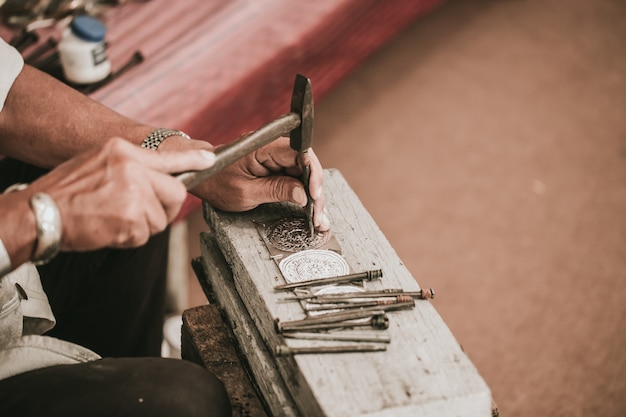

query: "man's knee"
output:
140 358 232 417
0 357 232 417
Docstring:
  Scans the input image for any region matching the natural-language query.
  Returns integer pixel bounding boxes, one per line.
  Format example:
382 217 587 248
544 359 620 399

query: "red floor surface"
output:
307 1 626 416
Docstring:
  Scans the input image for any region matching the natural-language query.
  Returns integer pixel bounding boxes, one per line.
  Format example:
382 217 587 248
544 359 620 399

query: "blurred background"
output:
182 1 625 416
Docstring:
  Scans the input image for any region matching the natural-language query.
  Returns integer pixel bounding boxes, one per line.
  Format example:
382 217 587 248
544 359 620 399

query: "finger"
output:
306 148 324 200
249 176 308 207
145 171 189 223
112 216 152 249
105 138 216 174
313 193 330 232
253 140 325 200
104 168 173 248
142 148 216 174
252 138 299 175
253 139 328 227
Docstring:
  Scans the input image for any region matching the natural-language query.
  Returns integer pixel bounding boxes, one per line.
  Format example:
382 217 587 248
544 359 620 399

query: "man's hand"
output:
192 137 330 232
29 138 215 251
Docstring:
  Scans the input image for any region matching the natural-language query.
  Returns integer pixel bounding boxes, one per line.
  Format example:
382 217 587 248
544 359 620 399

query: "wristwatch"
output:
29 192 62 265
2 185 63 266
141 128 190 150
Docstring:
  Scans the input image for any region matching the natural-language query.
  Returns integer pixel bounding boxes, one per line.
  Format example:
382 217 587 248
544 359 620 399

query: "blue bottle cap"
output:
70 15 107 42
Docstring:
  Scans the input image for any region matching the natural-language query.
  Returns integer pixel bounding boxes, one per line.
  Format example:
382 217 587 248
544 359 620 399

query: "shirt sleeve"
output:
0 37 24 112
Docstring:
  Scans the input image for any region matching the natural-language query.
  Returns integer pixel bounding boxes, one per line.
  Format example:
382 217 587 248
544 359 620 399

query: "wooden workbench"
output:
189 169 493 417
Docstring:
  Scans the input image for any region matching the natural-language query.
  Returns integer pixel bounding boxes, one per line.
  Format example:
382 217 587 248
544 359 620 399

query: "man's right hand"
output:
29 138 215 251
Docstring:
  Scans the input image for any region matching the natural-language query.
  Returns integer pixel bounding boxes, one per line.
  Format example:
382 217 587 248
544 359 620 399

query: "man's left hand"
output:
192 137 330 232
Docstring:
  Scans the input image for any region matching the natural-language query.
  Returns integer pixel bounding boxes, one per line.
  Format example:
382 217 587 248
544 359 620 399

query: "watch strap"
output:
141 128 190 150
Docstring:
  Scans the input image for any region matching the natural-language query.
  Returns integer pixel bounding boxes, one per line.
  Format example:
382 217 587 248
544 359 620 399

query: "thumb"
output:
141 148 216 174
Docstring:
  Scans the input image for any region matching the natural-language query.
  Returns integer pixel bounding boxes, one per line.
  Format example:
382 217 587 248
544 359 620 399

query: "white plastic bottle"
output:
58 15 112 85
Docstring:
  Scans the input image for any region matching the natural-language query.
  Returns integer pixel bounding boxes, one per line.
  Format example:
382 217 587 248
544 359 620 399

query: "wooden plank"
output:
91 0 445 139
201 169 492 417
1 0 444 218
181 304 269 417
199 230 303 417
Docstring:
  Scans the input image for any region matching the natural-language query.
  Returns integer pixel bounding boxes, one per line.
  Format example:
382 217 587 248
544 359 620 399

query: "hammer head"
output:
289 74 314 152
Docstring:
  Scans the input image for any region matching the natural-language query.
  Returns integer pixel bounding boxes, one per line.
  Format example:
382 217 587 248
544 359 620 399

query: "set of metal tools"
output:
4 0 146 94
1 0 132 31
273 268 435 356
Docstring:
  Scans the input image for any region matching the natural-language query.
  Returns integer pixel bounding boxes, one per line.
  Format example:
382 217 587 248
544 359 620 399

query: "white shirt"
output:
0 37 24 111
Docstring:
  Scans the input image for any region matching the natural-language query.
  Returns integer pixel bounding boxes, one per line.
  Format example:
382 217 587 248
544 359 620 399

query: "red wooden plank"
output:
1 0 444 218
93 0 443 138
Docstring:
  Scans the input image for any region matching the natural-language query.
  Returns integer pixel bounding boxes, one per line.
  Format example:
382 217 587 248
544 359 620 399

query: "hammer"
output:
176 74 315 235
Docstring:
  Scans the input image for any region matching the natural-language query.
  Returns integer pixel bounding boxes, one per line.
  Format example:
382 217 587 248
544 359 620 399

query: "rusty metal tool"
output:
318 288 435 301
275 343 387 357
275 299 413 333
176 74 315 229
277 313 390 333
281 287 435 301
283 332 391 344
304 295 414 312
277 308 387 330
273 269 383 291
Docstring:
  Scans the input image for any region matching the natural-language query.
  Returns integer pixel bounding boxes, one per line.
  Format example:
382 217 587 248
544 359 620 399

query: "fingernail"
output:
320 213 331 230
199 150 215 164
311 185 322 199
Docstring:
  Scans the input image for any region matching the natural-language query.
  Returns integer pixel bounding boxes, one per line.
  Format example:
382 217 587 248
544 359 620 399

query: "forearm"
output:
0 65 154 168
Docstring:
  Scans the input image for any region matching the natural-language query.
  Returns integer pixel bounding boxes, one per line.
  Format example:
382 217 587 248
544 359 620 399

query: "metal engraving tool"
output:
289 74 315 238
176 74 316 237
273 269 383 291
275 344 387 357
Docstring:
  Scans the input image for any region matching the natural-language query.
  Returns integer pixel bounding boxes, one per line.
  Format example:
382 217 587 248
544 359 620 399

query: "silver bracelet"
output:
140 128 190 150
0 237 11 277
29 192 62 265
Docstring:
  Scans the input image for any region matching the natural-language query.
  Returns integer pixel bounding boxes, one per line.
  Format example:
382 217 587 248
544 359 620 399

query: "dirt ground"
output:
187 1 626 415
310 1 626 416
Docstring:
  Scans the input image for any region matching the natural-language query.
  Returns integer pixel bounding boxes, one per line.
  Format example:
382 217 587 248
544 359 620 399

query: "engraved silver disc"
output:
279 249 350 283
265 218 330 253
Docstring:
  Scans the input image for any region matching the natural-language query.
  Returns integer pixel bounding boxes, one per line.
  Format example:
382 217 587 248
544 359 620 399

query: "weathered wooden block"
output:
199 168 492 417
181 304 269 417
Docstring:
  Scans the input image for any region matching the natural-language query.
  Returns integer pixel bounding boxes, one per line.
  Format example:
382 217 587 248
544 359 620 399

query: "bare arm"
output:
0 64 328 231
0 65 156 167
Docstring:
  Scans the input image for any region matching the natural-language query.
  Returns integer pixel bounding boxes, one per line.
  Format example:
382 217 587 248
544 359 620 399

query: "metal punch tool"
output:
175 74 315 234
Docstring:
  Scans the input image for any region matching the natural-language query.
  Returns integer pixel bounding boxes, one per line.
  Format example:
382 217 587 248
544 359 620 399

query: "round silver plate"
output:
279 249 350 283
